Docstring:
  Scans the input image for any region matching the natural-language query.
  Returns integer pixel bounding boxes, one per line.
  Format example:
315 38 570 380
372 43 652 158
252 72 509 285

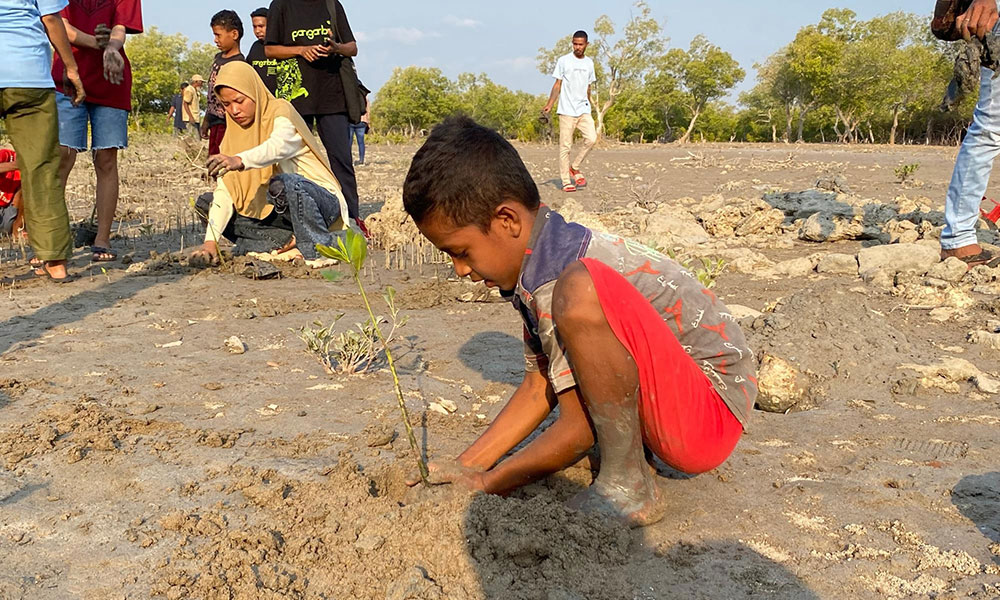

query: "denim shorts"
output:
55 93 129 151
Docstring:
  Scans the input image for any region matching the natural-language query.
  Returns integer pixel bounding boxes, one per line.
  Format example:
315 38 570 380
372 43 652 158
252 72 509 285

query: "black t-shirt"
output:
247 40 279 95
206 52 246 127
265 0 356 116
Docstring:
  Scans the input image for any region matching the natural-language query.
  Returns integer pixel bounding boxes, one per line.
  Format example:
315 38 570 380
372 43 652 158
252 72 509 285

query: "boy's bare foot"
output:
567 475 665 528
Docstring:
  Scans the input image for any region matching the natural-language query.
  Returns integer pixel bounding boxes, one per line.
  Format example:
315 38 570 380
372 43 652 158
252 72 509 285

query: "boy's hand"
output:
103 49 124 85
94 23 111 49
299 44 330 62
406 459 486 491
206 154 244 178
200 124 210 140
63 68 86 106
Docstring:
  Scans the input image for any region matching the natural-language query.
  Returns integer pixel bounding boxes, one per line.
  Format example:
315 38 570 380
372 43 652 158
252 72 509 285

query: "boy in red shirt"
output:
0 149 25 239
201 10 245 156
402 117 757 527
53 0 142 262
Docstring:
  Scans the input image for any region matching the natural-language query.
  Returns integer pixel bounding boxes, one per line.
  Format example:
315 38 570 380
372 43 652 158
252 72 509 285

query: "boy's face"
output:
252 17 267 41
213 25 240 52
416 204 530 291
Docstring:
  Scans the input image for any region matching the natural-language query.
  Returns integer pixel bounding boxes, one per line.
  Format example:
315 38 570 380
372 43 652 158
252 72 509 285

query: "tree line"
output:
124 4 975 145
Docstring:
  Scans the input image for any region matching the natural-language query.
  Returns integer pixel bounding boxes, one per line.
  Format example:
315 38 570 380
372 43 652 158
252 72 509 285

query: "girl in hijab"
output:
190 61 351 267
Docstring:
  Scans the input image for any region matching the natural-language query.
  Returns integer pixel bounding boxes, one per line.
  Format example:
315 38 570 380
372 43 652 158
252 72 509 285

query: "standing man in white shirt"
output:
543 30 597 193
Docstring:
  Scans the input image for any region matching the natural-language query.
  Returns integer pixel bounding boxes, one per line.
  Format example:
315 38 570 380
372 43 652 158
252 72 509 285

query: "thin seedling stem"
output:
353 272 429 485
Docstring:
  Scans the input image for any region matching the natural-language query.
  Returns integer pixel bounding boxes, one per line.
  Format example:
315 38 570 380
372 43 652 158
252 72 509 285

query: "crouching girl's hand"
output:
189 241 220 267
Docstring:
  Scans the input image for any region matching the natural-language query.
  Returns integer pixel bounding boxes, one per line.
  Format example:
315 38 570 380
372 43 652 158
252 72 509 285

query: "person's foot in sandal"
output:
33 260 76 283
941 244 1000 267
569 167 588 188
562 182 577 193
90 246 117 262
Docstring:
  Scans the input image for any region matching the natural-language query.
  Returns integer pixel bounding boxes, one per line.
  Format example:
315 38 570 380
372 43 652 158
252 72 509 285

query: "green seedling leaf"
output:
346 229 368 274
316 243 347 262
383 285 397 307
321 269 345 283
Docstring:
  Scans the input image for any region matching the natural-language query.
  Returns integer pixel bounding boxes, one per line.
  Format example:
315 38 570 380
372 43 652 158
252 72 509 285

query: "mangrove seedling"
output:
316 230 429 485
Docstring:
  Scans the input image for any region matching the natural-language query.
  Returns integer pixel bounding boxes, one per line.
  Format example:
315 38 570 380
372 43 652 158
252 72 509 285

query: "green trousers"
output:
0 88 71 261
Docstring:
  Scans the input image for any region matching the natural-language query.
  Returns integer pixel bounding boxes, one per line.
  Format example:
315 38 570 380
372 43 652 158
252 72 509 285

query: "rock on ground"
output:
756 355 811 413
858 243 940 277
816 253 859 275
927 257 968 283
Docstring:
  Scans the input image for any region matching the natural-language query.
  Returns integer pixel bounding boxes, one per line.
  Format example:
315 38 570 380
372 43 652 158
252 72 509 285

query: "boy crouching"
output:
403 117 756 527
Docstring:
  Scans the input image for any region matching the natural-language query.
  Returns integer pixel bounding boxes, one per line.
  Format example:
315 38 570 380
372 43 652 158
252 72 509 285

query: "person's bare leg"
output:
58 146 77 188
11 190 26 240
552 261 664 527
92 148 119 252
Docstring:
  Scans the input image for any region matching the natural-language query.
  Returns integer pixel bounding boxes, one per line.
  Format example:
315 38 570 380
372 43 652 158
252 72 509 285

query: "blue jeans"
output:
349 123 366 164
943 63 1000 249
55 93 129 151
267 173 346 260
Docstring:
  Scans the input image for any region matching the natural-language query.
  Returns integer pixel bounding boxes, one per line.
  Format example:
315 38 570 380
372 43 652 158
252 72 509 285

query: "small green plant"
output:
316 231 429 485
295 291 408 375
667 249 726 289
895 163 920 183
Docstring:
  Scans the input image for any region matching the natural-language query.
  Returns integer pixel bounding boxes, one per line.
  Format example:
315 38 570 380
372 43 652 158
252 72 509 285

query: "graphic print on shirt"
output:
275 60 308 101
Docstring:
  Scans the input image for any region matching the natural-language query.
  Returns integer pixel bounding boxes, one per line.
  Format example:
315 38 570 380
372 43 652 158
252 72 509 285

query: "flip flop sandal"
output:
570 168 588 187
957 249 1000 268
33 266 78 284
90 246 118 262
562 183 577 193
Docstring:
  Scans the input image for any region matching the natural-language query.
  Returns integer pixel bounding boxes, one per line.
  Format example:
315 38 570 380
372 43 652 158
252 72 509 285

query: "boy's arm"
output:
543 79 561 114
42 14 86 106
0 163 17 174
476 386 595 495
455 368 557 471
62 18 101 49
102 25 127 85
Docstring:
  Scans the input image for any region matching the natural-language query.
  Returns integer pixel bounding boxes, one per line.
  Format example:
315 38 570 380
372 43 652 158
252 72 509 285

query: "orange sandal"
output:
569 167 587 188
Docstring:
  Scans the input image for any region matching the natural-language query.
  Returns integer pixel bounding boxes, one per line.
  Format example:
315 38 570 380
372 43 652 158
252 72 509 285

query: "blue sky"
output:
146 1 922 99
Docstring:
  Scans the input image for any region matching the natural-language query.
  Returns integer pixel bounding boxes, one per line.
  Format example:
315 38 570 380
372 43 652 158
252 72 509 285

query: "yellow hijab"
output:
214 61 337 219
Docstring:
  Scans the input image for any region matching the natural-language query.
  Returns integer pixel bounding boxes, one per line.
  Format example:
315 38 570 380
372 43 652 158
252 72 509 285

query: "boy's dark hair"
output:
181 82 189 89
573 30 588 41
211 10 244 40
403 116 540 230
251 7 268 19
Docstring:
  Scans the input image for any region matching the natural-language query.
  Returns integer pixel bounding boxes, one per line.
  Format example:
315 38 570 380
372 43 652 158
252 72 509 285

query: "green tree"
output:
662 35 745 143
371 67 459 134
537 1 667 137
456 73 547 139
128 27 216 116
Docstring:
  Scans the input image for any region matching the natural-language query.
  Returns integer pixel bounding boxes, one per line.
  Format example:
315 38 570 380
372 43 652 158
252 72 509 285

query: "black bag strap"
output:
325 0 341 44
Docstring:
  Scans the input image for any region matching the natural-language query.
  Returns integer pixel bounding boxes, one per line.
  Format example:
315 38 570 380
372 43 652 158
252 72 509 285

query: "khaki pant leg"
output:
571 113 598 172
0 88 71 261
558 114 579 186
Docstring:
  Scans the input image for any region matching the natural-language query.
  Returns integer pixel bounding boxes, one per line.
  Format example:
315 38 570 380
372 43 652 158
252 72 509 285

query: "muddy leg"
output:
551 261 664 527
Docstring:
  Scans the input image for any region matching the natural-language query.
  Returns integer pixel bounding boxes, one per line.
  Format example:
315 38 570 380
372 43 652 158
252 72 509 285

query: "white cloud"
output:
355 27 441 44
491 56 536 72
444 15 482 28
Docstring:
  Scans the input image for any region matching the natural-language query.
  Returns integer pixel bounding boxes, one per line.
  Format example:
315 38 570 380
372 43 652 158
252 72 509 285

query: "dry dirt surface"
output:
1 136 999 599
